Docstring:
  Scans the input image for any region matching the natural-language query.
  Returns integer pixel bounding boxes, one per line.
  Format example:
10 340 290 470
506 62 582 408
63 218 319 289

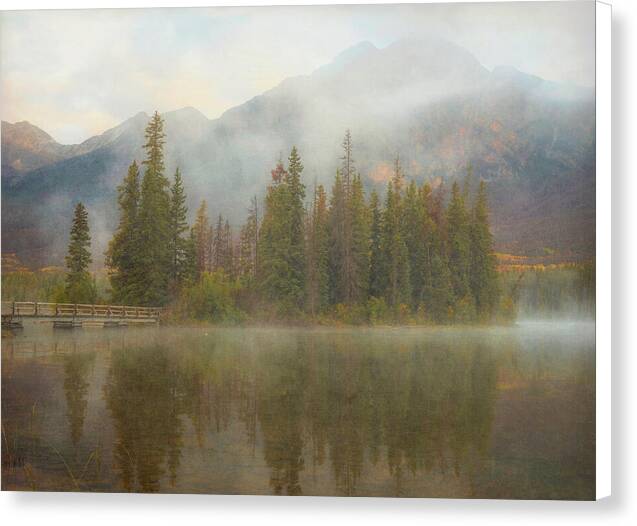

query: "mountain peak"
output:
2 120 56 144
313 40 379 77
331 41 377 66
164 106 209 123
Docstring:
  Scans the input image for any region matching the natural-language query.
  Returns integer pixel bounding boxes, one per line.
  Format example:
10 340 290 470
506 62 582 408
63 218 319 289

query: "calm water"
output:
1 323 595 499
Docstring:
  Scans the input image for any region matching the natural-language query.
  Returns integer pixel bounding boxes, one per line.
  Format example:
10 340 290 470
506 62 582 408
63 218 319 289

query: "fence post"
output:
12 301 15 317
35 302 39 316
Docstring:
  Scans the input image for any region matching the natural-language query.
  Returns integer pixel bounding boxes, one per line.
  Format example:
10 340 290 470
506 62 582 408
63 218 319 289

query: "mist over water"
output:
2 322 595 499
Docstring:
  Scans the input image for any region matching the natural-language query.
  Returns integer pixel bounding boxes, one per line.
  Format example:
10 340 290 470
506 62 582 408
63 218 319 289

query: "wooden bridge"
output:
1 301 162 330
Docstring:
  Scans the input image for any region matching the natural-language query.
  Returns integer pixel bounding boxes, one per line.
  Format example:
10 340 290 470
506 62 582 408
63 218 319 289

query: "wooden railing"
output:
1 301 162 320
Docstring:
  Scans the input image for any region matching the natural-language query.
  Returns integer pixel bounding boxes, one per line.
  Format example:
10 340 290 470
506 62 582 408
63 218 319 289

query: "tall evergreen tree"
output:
470 180 499 320
380 156 411 306
328 169 347 304
368 190 384 299
224 219 233 277
341 129 355 191
258 149 306 313
106 161 141 303
306 184 329 315
137 111 172 305
64 202 95 303
191 200 212 277
213 214 226 272
328 131 368 305
168 167 189 291
422 184 454 322
402 180 425 309
238 196 259 279
447 181 472 302
286 146 306 298
349 173 370 303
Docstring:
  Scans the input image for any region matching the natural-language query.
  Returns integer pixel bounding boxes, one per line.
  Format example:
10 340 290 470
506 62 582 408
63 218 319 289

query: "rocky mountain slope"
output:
1 38 595 267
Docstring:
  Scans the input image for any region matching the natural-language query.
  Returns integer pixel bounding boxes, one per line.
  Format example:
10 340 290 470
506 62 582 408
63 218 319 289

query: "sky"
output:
0 1 595 144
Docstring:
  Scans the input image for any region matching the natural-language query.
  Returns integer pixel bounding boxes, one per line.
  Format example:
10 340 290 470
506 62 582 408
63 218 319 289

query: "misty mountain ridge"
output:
1 37 595 267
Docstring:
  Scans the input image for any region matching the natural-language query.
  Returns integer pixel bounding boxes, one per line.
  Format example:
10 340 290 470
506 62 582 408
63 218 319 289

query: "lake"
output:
1 322 595 499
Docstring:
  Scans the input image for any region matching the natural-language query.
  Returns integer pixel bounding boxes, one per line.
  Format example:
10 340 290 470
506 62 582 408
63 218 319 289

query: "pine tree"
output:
285 146 306 301
368 190 384 299
402 180 425 309
106 161 141 303
223 219 233 277
328 131 369 305
213 214 226 272
239 196 259 279
306 184 329 315
328 169 347 304
341 129 355 191
470 180 499 320
258 149 306 314
137 111 172 305
380 156 411 307
168 167 189 292
191 200 212 277
422 184 454 322
447 181 474 318
349 173 370 303
64 202 95 303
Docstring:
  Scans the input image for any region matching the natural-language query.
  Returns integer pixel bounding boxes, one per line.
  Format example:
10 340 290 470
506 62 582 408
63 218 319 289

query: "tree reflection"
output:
257 346 306 495
102 331 499 495
104 347 183 492
63 350 95 447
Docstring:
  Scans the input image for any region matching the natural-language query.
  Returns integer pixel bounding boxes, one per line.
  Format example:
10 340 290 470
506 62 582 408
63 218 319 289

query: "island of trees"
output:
51 112 514 325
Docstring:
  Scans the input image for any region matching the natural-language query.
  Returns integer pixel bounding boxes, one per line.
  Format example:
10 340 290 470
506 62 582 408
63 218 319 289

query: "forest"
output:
1 112 595 325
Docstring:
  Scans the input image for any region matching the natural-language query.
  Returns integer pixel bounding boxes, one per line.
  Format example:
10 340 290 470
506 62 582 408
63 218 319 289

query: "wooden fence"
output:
1 301 162 320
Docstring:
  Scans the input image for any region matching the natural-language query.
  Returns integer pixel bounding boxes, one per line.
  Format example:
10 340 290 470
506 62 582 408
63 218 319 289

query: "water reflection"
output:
1 325 595 499
105 347 183 492
63 351 95 446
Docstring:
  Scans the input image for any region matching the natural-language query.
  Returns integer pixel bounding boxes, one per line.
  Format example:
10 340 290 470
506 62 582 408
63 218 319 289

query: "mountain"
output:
1 121 73 177
1 38 595 268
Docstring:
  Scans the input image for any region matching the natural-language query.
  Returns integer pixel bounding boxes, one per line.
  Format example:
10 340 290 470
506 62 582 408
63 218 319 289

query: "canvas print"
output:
1 2 596 499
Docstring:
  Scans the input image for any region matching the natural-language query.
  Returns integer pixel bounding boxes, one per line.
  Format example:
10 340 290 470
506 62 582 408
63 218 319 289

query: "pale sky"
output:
0 1 595 144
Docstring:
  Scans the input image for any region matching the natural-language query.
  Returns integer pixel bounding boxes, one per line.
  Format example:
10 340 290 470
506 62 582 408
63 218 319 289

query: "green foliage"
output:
106 161 142 304
349 173 370 302
447 181 472 303
172 271 246 323
97 122 582 326
306 184 330 315
238 196 259 281
470 181 500 320
328 169 347 304
191 200 213 276
106 113 196 307
1 269 66 302
64 202 96 303
368 190 384 299
168 167 191 290
328 132 369 305
402 180 425 309
258 148 306 315
137 111 172 306
380 157 411 307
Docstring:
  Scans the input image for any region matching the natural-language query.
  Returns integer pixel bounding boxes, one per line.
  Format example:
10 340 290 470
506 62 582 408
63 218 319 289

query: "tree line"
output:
63 112 501 324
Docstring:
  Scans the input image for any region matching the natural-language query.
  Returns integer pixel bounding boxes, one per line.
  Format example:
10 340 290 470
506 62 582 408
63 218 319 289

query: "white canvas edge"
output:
595 0 611 502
